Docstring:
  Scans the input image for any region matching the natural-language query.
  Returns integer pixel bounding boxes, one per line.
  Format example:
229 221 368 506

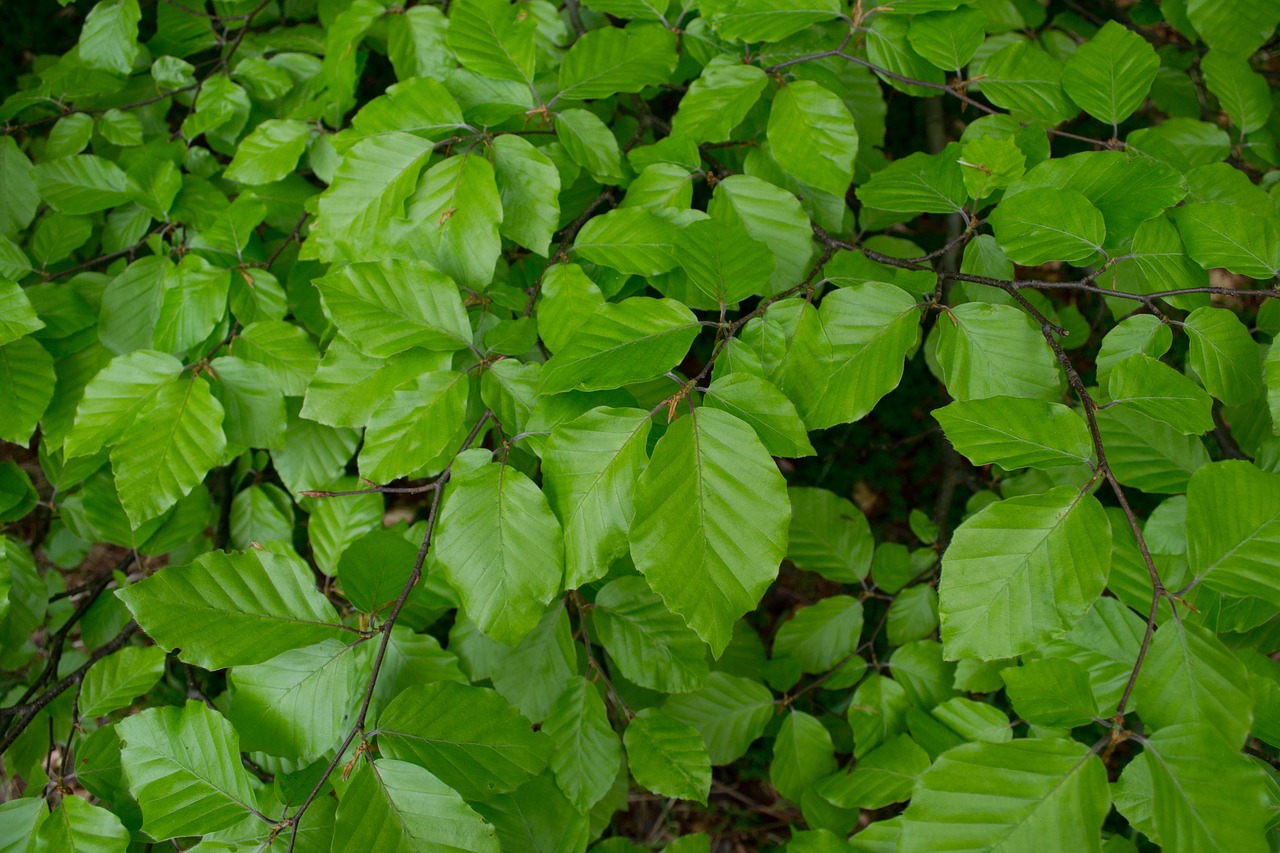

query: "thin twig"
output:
284 411 495 850
572 592 634 720
0 624 137 754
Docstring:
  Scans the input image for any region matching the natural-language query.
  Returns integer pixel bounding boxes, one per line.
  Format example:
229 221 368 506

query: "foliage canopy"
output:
3 0 1280 850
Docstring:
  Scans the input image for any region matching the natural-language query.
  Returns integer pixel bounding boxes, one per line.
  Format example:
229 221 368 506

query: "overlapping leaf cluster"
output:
2 0 1280 849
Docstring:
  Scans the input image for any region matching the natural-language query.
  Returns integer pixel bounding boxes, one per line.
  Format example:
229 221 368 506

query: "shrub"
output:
2 0 1280 849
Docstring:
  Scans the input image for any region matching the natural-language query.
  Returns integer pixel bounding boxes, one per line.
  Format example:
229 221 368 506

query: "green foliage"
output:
2 0 1280 850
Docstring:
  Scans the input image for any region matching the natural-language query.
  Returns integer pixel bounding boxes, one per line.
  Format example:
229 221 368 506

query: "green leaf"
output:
625 708 711 804
1096 405 1209 494
314 259 473 357
117 701 258 840
939 486 1111 660
480 357 538 431
79 0 140 75
1107 354 1214 435
333 759 500 853
224 119 310 185
543 677 623 810
631 408 790 657
1201 52 1271 135
90 110 139 152
80 645 166 718
447 0 536 85
116 549 343 669
1139 725 1272 853
0 137 37 236
675 218 774 306
1184 0 1280 57
662 671 774 765
785 487 873 583
890 640 957 711
1174 203 1280 280
540 297 698 393
771 710 838 804
152 256 230 357
227 639 360 762
321 0 383 122
1133 618 1252 746
1000 658 1097 728
34 795 130 853
1003 149 1182 240
0 281 41 347
899 739 1110 853
111 375 225 527
708 174 813 296
375 681 552 801
809 282 923 429
557 23 678 102
1062 21 1159 126
1096 315 1173 388
858 144 966 214
772 595 864 674
989 187 1106 265
1185 461 1280 606
491 135 560 256
593 575 710 694
703 373 814 458
886 585 940 645
64 350 182 459
227 320 317 397
34 155 130 215
209 356 287 450
434 450 564 646
980 41 1078 125
273 403 361 495
959 135 1028 200
394 153 503 291
359 371 469 483
704 0 842 42
470 773 589 850
374 626 467 707
935 302 1063 402
573 207 679 276
671 58 768 145
309 132 433 263
351 77 464 140
487 605 577 723
864 14 945 97
849 673 911 758
1183 306 1262 406
302 337 449 428
0 799 46 849
817 734 930 810
230 482 294 550
934 397 1094 470
543 407 651 589
555 108 626 185
524 275 607 359
767 81 858 198
337 528 420 616
907 8 986 72
737 298 831 424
